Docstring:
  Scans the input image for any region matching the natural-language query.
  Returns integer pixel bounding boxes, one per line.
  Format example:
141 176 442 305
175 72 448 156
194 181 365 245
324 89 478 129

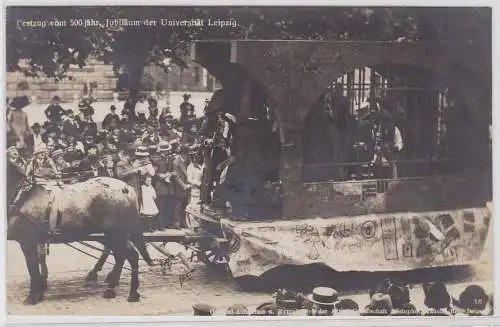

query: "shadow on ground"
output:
236 264 474 294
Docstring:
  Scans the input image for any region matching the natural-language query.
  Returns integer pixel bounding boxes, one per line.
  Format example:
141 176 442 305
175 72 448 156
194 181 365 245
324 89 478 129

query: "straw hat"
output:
33 144 48 155
307 287 340 307
135 146 149 157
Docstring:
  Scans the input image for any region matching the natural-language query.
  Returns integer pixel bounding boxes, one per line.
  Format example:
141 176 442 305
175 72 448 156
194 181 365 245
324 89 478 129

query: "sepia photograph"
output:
4 6 493 318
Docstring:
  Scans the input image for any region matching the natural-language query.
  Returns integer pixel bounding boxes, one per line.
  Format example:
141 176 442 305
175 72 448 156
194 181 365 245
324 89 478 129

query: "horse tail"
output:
130 232 154 266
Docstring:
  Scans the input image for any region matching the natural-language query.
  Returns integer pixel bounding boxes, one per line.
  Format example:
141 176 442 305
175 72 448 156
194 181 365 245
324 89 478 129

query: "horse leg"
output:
124 243 141 302
102 240 125 299
20 241 43 305
39 250 48 291
85 247 111 282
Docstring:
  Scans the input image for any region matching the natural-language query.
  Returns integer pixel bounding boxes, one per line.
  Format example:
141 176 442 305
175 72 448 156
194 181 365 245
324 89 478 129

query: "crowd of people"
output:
7 92 236 232
192 281 494 317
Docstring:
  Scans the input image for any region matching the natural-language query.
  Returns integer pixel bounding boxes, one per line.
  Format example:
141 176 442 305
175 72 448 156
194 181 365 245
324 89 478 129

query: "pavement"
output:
6 225 493 316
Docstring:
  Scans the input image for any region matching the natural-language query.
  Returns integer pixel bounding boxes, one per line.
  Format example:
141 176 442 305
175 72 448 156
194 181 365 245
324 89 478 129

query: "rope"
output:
64 242 132 272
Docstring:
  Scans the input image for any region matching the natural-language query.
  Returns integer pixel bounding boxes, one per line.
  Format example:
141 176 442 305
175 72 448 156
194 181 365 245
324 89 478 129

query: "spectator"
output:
186 150 204 229
306 287 340 316
25 123 47 152
226 304 249 316
192 304 214 316
139 174 158 232
151 141 175 230
102 105 120 130
423 282 453 316
361 293 392 316
7 96 31 148
44 96 65 125
453 284 489 316
172 145 191 229
179 93 194 124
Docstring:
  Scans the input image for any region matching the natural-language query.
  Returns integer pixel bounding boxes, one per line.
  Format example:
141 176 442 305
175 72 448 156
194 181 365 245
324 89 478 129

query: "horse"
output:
7 171 154 305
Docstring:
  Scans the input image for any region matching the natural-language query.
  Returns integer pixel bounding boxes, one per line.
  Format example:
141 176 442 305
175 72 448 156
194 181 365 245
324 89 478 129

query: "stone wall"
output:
6 57 220 104
6 60 118 104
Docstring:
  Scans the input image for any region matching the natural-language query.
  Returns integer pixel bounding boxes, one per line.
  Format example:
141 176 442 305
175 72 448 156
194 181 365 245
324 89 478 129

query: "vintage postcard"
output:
4 6 493 318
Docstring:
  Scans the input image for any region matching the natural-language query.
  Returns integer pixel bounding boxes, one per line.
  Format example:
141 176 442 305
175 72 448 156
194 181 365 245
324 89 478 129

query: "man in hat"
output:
179 93 194 125
151 142 176 230
422 282 453 316
64 134 85 162
171 145 192 229
7 96 31 148
102 105 120 131
192 303 215 316
62 110 80 136
25 122 47 152
25 144 59 180
52 149 71 174
361 293 393 316
306 287 340 316
99 154 116 178
453 284 490 315
44 95 66 124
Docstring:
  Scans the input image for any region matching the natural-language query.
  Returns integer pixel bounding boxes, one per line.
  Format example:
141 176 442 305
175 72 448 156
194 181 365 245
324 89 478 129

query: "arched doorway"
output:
302 63 484 183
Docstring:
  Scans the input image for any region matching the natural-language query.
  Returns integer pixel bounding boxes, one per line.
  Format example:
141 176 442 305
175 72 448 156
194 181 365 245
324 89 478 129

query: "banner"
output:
221 207 491 278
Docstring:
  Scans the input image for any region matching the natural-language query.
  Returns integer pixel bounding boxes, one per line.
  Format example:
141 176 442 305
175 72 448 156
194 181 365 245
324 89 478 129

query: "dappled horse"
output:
7 169 153 305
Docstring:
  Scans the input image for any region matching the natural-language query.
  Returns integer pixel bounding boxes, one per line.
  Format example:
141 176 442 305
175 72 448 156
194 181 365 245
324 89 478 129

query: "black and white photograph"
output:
4 6 493 318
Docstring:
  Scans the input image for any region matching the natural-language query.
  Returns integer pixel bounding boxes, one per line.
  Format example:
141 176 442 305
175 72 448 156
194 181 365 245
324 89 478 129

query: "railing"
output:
301 157 480 183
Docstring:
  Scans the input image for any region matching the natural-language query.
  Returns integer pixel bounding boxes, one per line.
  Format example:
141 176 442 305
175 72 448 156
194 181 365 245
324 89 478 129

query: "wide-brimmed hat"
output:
335 298 360 312
10 96 30 110
253 302 279 316
226 304 249 316
33 144 48 155
135 146 149 157
78 99 92 108
423 282 451 310
183 93 191 99
452 284 489 315
192 303 215 316
51 95 61 102
51 148 64 159
362 293 392 316
307 287 340 307
157 141 171 152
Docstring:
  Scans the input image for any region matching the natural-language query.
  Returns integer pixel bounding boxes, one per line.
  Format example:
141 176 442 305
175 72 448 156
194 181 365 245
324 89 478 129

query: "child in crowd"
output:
140 174 158 232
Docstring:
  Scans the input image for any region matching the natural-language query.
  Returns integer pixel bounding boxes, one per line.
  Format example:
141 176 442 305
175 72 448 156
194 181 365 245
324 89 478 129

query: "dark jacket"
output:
45 104 66 121
102 113 120 130
151 153 175 196
172 155 190 197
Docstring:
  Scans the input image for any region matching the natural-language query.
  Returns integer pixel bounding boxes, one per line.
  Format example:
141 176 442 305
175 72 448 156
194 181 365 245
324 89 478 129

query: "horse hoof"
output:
103 289 116 299
85 272 98 282
23 294 41 305
127 292 141 303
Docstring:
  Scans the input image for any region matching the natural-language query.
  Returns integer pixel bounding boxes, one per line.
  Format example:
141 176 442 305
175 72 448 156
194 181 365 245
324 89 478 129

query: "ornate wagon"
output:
189 39 492 280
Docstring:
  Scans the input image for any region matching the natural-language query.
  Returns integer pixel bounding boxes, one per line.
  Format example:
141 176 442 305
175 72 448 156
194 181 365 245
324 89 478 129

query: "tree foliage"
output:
6 6 490 89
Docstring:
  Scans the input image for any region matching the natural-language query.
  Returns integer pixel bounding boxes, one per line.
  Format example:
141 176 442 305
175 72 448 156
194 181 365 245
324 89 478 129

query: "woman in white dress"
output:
140 174 159 232
186 152 204 230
